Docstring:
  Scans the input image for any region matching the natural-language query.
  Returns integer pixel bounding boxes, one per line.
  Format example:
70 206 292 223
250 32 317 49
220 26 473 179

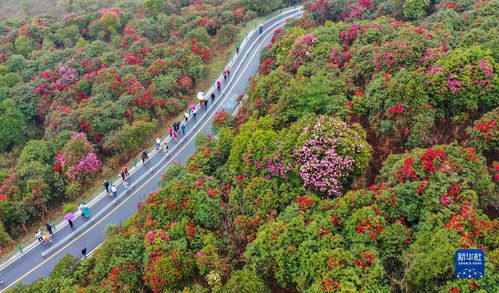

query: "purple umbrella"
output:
189 104 196 110
64 212 75 221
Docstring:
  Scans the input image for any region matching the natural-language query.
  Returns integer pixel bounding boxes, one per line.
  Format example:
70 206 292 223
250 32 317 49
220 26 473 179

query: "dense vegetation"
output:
8 0 499 292
0 0 299 247
0 0 140 21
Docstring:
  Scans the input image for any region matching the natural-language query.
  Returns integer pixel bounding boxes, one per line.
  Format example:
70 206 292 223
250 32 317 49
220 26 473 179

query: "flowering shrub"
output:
124 53 143 65
294 116 371 197
177 76 193 90
403 0 430 20
143 249 195 292
212 110 235 134
55 66 78 87
329 47 351 67
340 24 361 47
288 33 318 71
258 58 275 74
195 245 227 277
54 132 102 182
426 47 497 120
467 108 498 153
244 200 389 291
254 153 293 180
372 39 422 72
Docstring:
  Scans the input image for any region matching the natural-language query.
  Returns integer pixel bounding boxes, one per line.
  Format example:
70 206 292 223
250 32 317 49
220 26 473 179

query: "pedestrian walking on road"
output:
236 45 239 54
155 137 161 150
223 70 227 82
193 107 198 118
181 124 186 135
204 99 208 108
46 223 53 235
82 204 90 217
211 92 215 101
50 221 56 232
217 81 221 92
259 25 263 35
184 112 189 122
81 248 87 259
68 219 74 229
79 201 89 217
142 150 149 163
163 142 169 154
35 230 43 242
227 67 230 78
120 171 126 182
42 231 52 244
103 180 110 194
169 127 173 137
111 184 117 197
123 165 129 177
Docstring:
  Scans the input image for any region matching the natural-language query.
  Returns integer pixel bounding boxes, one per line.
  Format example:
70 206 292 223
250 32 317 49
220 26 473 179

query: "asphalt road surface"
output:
0 7 303 291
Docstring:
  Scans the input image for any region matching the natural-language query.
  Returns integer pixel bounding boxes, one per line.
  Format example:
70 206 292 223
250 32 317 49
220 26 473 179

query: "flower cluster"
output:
339 24 360 47
66 152 102 181
54 132 102 182
373 39 418 72
353 251 376 269
0 176 20 202
145 229 170 244
295 196 314 211
197 18 216 28
178 76 193 89
426 57 496 103
206 270 222 288
318 277 341 292
212 110 234 133
356 216 385 239
124 53 143 65
386 104 406 115
420 148 446 173
288 33 317 70
294 116 370 197
121 28 147 48
397 157 416 182
56 66 78 87
258 58 274 74
467 108 498 152
444 205 494 249
254 153 293 179
98 7 122 16
329 47 351 67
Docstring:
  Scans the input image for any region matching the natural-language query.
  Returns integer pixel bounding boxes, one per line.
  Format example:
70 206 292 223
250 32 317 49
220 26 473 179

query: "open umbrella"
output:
197 92 205 102
189 104 196 110
64 212 75 221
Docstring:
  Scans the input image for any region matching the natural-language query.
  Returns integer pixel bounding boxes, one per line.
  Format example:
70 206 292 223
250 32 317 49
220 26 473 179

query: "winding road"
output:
0 7 303 291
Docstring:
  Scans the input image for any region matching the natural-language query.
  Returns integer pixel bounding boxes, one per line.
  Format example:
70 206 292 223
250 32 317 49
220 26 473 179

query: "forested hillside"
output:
7 0 499 292
0 0 299 250
0 0 140 20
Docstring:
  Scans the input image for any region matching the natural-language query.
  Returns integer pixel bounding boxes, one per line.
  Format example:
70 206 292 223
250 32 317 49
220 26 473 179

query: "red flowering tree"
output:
212 110 234 133
467 107 498 153
177 76 193 92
